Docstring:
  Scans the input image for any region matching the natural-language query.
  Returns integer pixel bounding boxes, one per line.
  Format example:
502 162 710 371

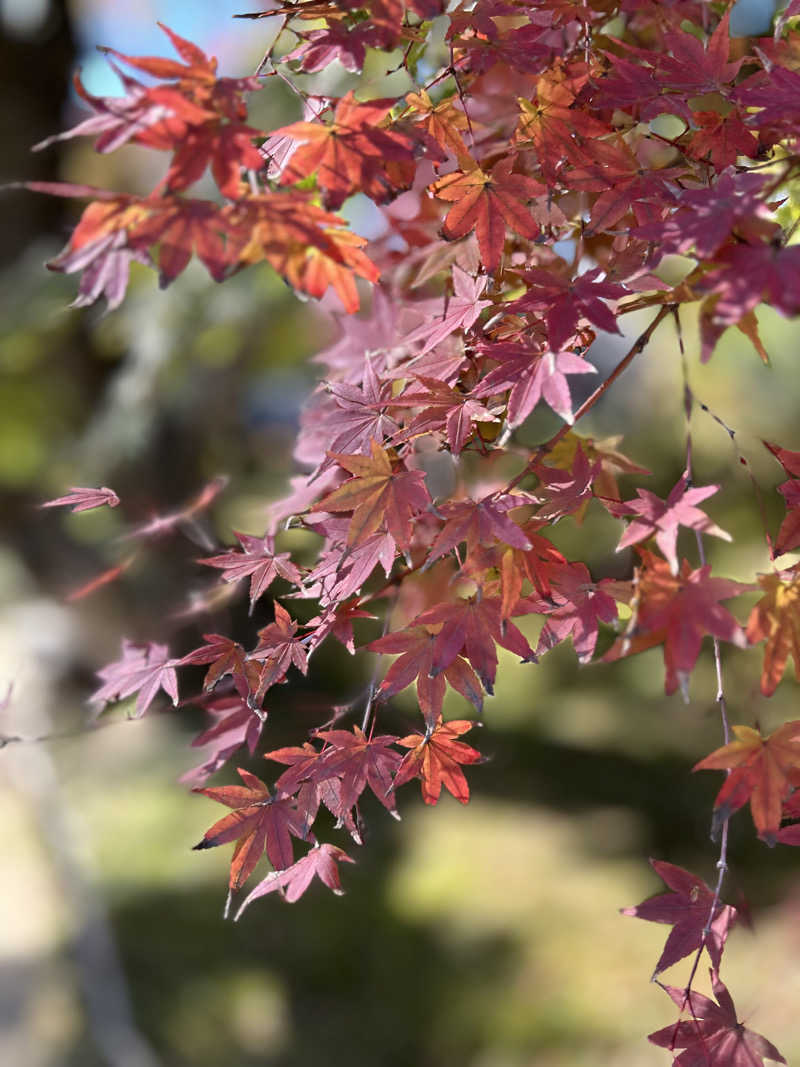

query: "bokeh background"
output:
2 1 800 1065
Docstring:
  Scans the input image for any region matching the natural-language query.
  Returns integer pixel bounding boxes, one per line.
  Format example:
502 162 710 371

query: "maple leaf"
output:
90 639 179 717
694 721 800 844
621 859 737 976
535 561 618 663
604 552 749 697
764 440 800 556
431 157 544 272
746 569 800 696
199 532 302 611
180 694 264 787
508 266 626 352
248 602 309 699
401 266 491 357
532 447 601 524
389 377 499 456
635 170 776 261
416 595 536 695
234 843 355 913
314 726 402 816
544 431 651 507
475 343 596 426
405 89 470 158
180 634 249 693
567 137 684 234
393 717 483 805
270 92 416 209
368 624 485 723
649 971 785 1066
304 599 377 656
318 440 430 553
607 471 731 574
513 63 608 184
41 486 120 513
697 243 800 331
193 768 314 888
687 109 758 171
304 529 396 607
227 194 380 314
425 491 533 565
316 359 399 469
127 196 233 285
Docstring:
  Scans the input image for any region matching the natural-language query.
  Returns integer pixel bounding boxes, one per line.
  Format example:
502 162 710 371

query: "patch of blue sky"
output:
74 0 268 95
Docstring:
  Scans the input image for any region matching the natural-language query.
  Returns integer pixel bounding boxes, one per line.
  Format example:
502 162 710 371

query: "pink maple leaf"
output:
180 694 264 787
235 843 355 913
475 343 595 426
199 532 302 611
402 266 492 357
41 486 120 513
534 561 618 663
90 639 179 717
607 470 731 573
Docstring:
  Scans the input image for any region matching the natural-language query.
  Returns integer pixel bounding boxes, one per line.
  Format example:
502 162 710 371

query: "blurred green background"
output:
2 2 800 1066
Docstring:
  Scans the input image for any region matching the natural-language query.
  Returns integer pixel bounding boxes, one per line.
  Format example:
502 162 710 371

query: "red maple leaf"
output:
693 721 800 844
248 602 309 699
649 971 785 1066
180 634 249 694
234 843 355 913
764 440 800 556
90 639 179 718
41 486 120 513
607 470 731 574
393 717 483 805
270 92 416 209
532 447 601 523
314 726 402 816
317 440 430 553
200 532 302 611
416 595 536 694
621 859 737 976
425 491 533 565
389 377 499 456
567 137 684 234
193 767 314 888
534 561 618 663
431 157 544 271
604 552 749 696
368 625 485 723
508 266 626 352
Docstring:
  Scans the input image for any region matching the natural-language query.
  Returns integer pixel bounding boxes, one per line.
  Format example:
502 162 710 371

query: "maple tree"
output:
25 0 800 1060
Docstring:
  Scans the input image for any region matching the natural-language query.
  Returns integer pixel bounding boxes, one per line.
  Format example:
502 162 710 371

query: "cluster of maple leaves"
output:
33 0 800 1061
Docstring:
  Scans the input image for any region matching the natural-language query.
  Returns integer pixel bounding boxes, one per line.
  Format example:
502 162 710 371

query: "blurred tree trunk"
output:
0 0 77 265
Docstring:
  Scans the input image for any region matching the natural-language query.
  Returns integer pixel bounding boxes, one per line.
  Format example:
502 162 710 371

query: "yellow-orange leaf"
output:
746 570 800 696
693 721 800 843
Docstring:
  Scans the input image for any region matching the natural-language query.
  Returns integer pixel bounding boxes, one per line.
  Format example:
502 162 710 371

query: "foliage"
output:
28 1 800 1061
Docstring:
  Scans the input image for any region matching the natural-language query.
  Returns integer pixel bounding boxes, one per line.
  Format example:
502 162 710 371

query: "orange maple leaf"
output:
430 156 544 271
393 717 483 805
693 721 800 843
405 88 470 157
